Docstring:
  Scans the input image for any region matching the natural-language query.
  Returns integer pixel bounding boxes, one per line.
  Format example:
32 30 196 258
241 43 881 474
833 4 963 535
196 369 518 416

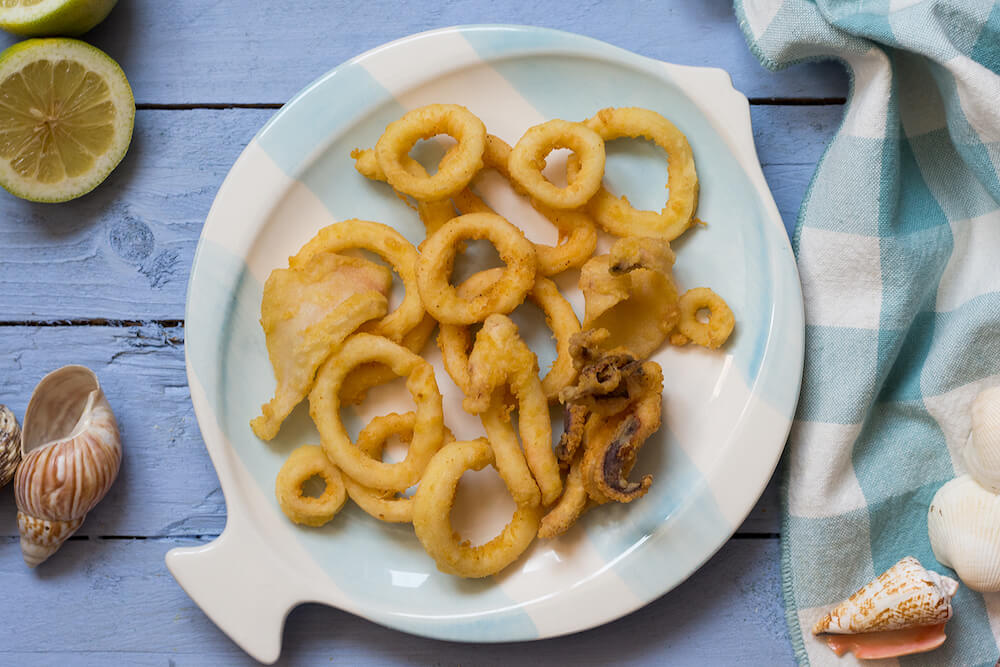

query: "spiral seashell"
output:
929 474 1000 592
812 556 958 659
964 386 1000 493
813 556 958 635
0 405 20 488
14 366 122 568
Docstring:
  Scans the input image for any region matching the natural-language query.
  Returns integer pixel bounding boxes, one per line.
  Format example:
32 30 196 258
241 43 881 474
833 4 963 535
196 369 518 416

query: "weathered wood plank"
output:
0 1 847 104
0 105 841 323
0 325 223 538
0 324 781 538
0 535 790 664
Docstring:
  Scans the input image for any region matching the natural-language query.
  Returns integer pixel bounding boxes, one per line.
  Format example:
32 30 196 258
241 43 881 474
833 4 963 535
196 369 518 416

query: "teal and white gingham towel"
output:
735 1 1000 664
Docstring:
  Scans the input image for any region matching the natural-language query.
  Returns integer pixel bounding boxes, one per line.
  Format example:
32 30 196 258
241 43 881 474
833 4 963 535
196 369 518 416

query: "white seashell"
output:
0 405 20 488
964 386 1000 493
929 474 1000 592
14 366 122 568
813 556 958 636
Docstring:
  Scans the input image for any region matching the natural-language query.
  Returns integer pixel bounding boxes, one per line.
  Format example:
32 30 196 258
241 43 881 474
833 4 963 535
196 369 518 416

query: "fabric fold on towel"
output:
735 1 1000 665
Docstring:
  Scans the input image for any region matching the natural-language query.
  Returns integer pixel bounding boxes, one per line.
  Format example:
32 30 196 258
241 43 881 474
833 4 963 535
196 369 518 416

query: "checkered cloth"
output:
735 1 1000 664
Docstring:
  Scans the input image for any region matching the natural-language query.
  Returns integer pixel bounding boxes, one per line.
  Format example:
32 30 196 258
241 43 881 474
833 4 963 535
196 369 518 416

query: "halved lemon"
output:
0 38 134 202
0 0 118 37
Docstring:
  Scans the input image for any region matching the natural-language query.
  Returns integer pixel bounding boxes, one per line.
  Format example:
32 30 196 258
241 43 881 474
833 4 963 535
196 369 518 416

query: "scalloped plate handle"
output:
166 520 303 664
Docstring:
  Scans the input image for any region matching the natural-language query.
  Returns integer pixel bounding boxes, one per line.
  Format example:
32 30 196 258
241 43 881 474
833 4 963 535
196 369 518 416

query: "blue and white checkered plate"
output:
166 25 804 664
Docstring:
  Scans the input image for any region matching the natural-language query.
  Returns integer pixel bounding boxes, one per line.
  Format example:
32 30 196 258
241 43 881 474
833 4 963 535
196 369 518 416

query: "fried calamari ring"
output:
339 312 437 405
309 333 445 492
454 135 597 276
292 219 425 344
415 212 537 325
508 119 605 210
342 413 456 523
374 104 486 201
463 314 562 507
412 439 542 578
568 107 698 240
350 147 455 240
438 268 579 401
671 287 735 349
275 445 347 527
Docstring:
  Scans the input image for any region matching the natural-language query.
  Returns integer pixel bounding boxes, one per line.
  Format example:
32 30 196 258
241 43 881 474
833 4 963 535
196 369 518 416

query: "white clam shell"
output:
812 556 958 635
964 385 1000 494
13 366 122 568
929 474 1000 592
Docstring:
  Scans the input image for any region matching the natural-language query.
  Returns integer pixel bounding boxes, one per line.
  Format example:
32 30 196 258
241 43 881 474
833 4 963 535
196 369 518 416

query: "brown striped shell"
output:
14 366 121 567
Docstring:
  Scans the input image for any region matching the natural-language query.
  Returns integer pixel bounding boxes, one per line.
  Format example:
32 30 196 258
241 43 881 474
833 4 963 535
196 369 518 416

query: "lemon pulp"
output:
0 39 133 202
0 58 115 183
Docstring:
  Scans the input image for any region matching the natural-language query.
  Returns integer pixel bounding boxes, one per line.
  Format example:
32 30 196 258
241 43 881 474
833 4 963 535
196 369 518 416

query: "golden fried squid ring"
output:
374 103 486 201
509 119 605 210
580 236 680 358
412 439 542 578
343 413 457 523
350 147 455 240
671 287 735 349
292 219 426 344
251 252 392 441
438 268 579 401
454 135 597 276
339 313 437 405
275 445 347 527
463 314 562 507
415 212 537 325
309 333 445 492
568 107 698 240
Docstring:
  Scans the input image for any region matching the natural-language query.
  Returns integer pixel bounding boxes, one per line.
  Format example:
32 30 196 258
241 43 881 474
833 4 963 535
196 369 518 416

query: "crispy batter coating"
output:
671 287 735 349
580 237 680 359
342 412 456 523
416 213 537 325
438 267 580 401
275 445 347 527
309 333 446 492
464 314 562 507
251 253 391 440
413 439 542 578
509 119 606 209
568 107 699 240
454 135 597 276
540 330 664 535
374 103 486 201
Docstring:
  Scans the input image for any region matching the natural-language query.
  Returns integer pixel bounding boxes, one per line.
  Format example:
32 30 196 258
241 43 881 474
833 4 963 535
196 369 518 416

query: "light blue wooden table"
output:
0 2 847 664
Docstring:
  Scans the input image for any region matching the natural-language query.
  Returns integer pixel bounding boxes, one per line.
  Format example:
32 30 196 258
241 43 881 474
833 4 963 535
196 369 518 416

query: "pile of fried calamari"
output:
252 104 735 578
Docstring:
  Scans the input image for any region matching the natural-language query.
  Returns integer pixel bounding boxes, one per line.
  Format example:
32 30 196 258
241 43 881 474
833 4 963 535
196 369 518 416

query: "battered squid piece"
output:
579 237 680 359
250 254 393 441
558 331 648 417
581 361 663 504
607 235 676 276
556 403 587 468
540 328 664 536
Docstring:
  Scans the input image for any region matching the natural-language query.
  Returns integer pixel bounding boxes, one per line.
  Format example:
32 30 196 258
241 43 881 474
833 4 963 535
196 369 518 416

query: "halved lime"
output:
0 38 134 202
0 0 117 37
